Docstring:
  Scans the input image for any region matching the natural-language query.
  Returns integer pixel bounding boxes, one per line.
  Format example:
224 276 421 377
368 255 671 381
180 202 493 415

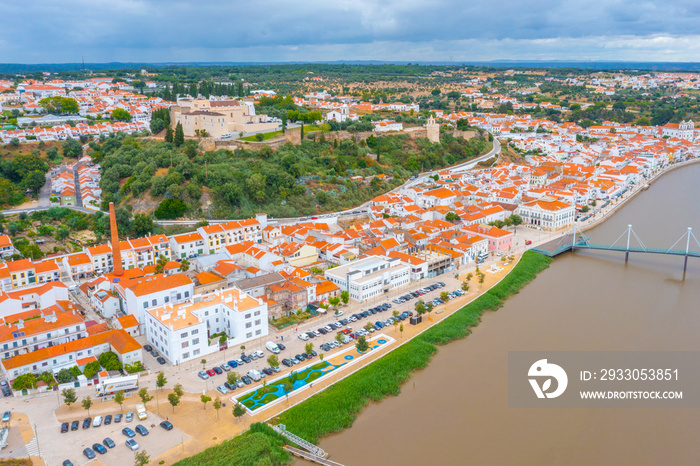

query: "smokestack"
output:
109 202 124 277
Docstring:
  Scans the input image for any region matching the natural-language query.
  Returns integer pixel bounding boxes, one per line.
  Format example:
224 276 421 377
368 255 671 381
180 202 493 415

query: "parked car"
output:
277 343 286 351
134 424 149 436
282 358 292 367
241 376 252 385
525 240 532 245
104 415 112 425
262 368 273 376
125 438 139 451
62 461 73 466
83 448 96 459
298 333 309 341
125 412 134 422
241 354 252 364
212 366 223 375
221 363 231 371
253 350 265 358
82 417 92 429
92 443 108 455
234 358 245 366
216 385 229 395
271 366 281 373
291 357 300 365
206 369 216 377
143 345 152 352
71 420 79 431
103 437 116 448
198 371 209 380
160 421 173 431
61 422 69 433
224 382 236 391
122 427 136 438
2 411 10 423
157 357 166 365
114 413 123 423
227 360 238 369
151 350 159 357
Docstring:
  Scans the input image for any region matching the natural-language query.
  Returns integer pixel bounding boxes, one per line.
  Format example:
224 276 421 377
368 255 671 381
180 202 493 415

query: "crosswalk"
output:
25 436 39 457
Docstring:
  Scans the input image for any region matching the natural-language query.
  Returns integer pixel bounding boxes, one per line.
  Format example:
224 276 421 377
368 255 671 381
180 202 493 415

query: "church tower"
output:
426 115 440 143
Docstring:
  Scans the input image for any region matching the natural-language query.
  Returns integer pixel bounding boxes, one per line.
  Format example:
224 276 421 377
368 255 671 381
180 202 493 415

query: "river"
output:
317 163 700 465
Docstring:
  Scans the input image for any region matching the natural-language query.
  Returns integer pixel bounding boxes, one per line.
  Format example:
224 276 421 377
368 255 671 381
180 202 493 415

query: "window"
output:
143 301 148 309
181 341 189 349
184 291 190 298
245 323 252 329
192 338 199 345
180 332 188 338
245 313 251 319
164 296 169 303
191 329 198 335
193 349 200 356
255 319 261 326
152 299 157 306
182 352 190 359
254 311 260 316
246 332 252 338
177 293 182 300
255 329 261 336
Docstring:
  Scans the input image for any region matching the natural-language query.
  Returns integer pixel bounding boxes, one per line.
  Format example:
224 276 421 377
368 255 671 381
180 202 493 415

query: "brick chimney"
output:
109 202 124 277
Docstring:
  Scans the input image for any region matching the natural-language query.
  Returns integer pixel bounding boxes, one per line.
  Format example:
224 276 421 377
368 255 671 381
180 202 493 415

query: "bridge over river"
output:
532 224 700 275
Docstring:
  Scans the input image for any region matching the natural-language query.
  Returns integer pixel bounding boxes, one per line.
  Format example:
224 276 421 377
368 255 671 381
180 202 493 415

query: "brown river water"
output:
314 163 700 466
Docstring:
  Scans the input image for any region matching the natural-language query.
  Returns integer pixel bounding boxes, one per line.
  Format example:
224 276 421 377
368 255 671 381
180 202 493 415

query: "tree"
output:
174 122 185 147
179 259 190 272
138 388 153 407
399 323 404 338
282 383 294 404
340 290 349 305
335 333 344 344
415 300 426 316
356 335 369 352
24 170 46 194
426 302 434 318
131 213 153 237
150 118 165 134
82 396 93 416
154 198 187 219
173 383 184 398
479 273 485 285
440 291 449 302
62 388 77 407
112 108 132 121
201 359 207 370
466 272 473 282
461 281 470 292
114 390 125 411
213 396 222 419
329 296 340 311
227 372 240 387
509 214 523 231
134 450 150 466
167 393 180 413
233 402 246 422
267 355 279 368
56 228 70 241
62 138 82 158
431 88 441 96
200 394 212 410
39 96 79 114
156 372 167 390
56 368 73 384
305 342 313 355
445 212 461 222
99 351 123 371
12 373 38 391
165 126 174 143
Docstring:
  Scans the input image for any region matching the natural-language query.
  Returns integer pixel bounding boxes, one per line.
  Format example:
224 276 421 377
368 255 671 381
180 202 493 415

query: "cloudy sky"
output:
3 0 700 63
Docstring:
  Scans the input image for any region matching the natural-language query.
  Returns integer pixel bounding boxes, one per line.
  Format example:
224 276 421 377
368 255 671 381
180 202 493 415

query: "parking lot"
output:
47 409 187 466
175 278 469 397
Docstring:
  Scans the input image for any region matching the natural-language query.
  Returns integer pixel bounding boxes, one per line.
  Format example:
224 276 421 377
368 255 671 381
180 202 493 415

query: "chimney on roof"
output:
109 202 124 277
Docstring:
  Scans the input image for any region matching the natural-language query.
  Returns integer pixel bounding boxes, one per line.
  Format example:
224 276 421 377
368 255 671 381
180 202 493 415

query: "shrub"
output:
98 351 123 371
83 361 102 379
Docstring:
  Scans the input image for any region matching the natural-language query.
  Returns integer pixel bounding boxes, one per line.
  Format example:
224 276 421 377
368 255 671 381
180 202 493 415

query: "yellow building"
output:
170 98 280 138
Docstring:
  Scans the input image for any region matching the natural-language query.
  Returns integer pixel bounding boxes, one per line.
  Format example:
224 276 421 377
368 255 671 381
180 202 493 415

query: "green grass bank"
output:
174 251 552 466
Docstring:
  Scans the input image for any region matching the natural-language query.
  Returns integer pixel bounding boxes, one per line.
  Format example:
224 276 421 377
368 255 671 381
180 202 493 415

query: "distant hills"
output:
2 60 700 73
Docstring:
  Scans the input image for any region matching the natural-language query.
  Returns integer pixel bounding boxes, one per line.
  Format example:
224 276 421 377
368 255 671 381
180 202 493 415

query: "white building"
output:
325 256 410 302
115 273 194 324
517 198 576 231
144 287 268 364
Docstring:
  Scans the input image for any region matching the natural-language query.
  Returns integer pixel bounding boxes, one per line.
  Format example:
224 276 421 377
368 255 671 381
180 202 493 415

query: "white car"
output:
93 416 103 427
253 350 265 358
335 311 344 317
323 326 332 333
298 333 309 341
216 385 230 395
